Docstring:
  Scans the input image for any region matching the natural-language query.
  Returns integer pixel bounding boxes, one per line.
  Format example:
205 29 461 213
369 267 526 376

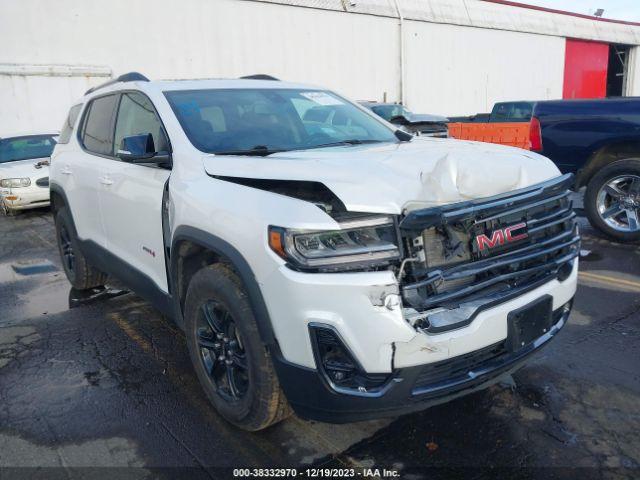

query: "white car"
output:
50 73 579 431
0 132 58 214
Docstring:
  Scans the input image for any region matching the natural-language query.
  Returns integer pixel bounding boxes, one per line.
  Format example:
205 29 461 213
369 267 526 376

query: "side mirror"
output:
117 134 170 165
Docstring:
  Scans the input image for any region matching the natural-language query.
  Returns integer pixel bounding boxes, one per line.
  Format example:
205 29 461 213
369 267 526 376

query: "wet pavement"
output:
0 208 638 479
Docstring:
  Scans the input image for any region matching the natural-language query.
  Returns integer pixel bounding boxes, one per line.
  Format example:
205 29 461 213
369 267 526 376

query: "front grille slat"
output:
399 174 579 315
444 228 576 276
476 190 571 224
417 250 577 309
447 236 578 282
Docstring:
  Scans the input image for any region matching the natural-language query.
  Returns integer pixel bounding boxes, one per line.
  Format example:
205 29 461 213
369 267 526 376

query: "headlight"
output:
0 178 31 188
269 215 400 271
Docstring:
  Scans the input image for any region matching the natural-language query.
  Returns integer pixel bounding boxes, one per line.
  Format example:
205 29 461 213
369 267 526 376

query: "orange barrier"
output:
447 122 531 150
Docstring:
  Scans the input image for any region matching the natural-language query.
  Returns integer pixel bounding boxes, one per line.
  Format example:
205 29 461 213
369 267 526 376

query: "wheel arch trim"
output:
170 226 277 346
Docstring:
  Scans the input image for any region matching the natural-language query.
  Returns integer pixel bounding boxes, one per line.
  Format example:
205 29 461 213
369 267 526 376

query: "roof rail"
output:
85 72 149 95
240 74 280 81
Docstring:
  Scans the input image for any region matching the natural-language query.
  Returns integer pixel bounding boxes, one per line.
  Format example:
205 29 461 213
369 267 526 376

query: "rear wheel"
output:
184 264 290 431
54 207 108 289
585 159 640 243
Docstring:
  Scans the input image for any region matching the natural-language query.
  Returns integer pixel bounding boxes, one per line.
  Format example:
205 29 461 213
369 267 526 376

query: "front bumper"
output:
273 303 570 423
0 186 50 211
261 258 577 422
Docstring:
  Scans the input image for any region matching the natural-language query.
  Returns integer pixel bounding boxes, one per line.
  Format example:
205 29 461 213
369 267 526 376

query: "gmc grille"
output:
399 174 579 333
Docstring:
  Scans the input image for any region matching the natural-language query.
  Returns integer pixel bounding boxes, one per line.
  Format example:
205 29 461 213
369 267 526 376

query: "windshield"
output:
370 105 411 121
165 88 399 154
0 135 57 164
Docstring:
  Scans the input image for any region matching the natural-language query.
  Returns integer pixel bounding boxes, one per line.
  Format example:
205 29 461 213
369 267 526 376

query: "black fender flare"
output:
49 182 80 234
170 226 277 347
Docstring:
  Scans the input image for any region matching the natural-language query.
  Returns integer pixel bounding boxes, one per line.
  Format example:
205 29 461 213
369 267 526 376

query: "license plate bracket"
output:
506 295 553 352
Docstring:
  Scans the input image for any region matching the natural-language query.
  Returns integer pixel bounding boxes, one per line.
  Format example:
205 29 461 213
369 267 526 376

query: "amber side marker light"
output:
5 196 17 201
268 228 287 259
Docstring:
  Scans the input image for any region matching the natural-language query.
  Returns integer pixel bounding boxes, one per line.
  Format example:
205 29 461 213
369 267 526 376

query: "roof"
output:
152 78 323 92
483 0 640 28
248 0 640 45
83 77 325 99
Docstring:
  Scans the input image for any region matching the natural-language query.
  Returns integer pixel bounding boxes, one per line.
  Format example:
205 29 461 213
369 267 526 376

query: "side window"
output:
114 92 168 154
82 95 119 155
58 104 82 144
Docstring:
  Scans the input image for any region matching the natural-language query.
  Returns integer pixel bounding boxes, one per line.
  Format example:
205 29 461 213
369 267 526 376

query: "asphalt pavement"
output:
0 207 638 479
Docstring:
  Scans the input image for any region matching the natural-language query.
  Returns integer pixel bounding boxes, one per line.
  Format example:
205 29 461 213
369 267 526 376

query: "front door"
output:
98 91 171 292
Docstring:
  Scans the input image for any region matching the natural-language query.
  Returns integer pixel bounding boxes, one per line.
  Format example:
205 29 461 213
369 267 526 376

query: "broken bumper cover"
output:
273 304 570 423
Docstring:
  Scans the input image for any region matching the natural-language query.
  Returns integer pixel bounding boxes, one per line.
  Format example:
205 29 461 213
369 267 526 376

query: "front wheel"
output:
184 264 290 431
585 159 640 243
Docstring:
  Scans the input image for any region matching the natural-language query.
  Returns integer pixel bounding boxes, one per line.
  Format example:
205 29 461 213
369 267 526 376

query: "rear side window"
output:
58 104 82 144
490 102 533 123
81 94 118 155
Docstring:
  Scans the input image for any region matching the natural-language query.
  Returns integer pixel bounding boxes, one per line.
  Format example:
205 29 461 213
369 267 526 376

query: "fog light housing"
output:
557 260 574 282
309 324 390 394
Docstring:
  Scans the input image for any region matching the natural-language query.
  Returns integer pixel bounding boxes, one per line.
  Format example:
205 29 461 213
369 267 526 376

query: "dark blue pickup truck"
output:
531 98 640 242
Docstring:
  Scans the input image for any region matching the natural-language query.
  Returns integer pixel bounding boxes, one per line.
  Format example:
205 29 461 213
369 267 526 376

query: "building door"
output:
563 39 609 99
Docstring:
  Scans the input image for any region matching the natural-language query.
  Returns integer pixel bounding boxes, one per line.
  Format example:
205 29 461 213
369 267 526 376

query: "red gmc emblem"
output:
475 222 529 252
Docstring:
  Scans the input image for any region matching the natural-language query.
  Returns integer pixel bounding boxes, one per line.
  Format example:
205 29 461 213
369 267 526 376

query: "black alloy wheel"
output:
197 300 249 401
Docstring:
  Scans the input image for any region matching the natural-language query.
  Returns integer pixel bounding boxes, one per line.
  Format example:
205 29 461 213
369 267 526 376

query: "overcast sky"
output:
519 0 640 22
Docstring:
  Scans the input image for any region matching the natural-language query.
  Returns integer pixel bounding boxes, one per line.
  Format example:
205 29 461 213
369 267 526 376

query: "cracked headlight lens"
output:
269 215 400 271
0 178 31 188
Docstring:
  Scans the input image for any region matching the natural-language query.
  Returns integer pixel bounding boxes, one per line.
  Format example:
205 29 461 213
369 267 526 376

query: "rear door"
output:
60 95 119 246
98 91 171 292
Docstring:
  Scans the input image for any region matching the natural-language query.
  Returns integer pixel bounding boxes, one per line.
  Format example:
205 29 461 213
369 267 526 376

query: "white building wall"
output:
1 0 639 133
404 21 566 116
625 46 640 96
0 65 110 135
0 0 400 133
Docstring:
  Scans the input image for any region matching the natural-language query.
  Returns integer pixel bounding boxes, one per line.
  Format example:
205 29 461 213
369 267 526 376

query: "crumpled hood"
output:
0 158 49 181
202 138 561 214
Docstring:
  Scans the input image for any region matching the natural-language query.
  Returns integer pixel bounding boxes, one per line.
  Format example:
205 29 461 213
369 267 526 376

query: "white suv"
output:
50 72 579 430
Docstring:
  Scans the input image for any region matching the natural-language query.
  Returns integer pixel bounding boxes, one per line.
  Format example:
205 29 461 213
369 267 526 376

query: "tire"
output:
1 199 16 216
54 207 108 289
184 264 290 431
585 158 640 243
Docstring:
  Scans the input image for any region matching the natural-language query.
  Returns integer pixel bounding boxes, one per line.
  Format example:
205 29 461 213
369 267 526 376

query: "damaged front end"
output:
396 173 579 334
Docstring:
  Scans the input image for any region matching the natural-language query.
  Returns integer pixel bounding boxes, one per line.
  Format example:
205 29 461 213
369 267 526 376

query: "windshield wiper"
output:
306 139 385 150
215 145 284 157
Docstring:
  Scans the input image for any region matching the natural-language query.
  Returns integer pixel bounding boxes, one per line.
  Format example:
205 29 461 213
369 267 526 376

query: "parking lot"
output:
0 206 637 478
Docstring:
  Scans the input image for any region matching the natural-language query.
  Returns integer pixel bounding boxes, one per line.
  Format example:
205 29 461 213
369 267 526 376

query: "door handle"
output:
61 165 72 175
100 176 113 186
